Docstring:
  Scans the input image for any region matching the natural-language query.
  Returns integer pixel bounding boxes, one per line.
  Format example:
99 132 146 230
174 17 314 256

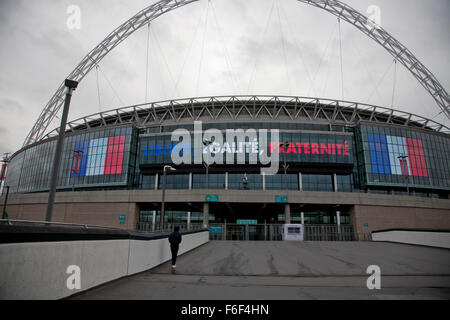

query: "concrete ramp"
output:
71 241 450 300
150 241 450 277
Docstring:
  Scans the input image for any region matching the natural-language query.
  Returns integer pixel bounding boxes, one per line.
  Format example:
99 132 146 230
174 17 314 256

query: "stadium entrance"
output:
137 202 354 241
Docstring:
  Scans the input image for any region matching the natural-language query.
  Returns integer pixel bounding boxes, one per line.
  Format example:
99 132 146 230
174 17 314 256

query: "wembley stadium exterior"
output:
2 95 449 240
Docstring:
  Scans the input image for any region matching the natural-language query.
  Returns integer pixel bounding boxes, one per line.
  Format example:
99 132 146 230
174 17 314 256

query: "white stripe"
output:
387 136 411 175
86 138 107 176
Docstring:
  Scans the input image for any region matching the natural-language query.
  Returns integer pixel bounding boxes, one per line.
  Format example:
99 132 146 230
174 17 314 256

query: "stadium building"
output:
1 1 450 241
1 96 449 240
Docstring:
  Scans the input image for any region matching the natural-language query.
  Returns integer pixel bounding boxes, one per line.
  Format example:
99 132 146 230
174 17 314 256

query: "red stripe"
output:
104 136 124 175
405 138 428 177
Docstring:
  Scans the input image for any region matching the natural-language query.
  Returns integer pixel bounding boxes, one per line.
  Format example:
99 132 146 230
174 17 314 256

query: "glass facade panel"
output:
302 174 334 192
265 173 299 190
359 124 450 190
139 174 156 189
158 174 189 190
4 127 134 193
336 174 353 192
192 173 225 189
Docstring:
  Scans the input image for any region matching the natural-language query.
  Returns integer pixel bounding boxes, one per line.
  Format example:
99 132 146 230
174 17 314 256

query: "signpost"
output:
209 226 222 234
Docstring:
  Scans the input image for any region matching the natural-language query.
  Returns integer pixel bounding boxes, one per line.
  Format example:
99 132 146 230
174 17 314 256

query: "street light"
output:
46 79 78 223
397 155 410 195
280 141 290 191
203 139 212 189
161 165 176 231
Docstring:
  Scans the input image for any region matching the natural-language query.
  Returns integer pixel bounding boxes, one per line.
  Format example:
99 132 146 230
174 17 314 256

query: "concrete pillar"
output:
301 211 305 225
187 211 191 229
152 210 156 232
336 210 341 240
262 173 266 191
189 173 192 190
223 218 227 240
225 172 228 190
284 204 291 224
336 210 341 227
203 203 209 228
264 219 267 241
299 173 302 191
333 173 338 192
155 173 159 190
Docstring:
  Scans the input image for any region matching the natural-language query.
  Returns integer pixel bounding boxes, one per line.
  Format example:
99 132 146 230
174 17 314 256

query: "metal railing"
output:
135 222 205 233
304 224 354 241
207 223 355 241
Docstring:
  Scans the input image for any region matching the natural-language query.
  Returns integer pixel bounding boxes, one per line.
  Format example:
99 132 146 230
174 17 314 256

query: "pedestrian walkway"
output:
70 241 450 300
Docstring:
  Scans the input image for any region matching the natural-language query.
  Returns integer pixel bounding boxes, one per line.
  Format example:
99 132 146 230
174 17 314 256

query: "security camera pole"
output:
45 79 78 223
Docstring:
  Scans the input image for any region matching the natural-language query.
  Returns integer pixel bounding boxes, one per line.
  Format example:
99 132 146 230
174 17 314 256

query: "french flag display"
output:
71 136 125 177
368 134 428 177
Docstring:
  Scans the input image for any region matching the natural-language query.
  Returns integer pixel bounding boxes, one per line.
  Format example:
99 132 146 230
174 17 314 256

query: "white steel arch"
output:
23 0 449 147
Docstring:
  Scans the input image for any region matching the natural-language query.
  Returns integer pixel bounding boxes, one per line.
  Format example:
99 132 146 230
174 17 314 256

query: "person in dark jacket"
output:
168 226 182 272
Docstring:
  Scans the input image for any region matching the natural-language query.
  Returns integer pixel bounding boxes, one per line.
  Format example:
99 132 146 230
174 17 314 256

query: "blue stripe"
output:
368 134 391 174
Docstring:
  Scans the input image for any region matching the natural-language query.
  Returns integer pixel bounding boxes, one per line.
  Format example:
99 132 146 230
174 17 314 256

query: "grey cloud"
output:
0 0 448 155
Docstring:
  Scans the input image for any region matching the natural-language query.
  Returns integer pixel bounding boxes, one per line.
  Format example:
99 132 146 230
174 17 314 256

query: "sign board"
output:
282 224 304 241
206 194 219 202
119 214 126 225
139 132 354 168
275 195 288 203
209 226 223 234
237 219 257 225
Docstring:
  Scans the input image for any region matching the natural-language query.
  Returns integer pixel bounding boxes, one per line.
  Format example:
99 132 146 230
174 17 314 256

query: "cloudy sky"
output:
0 0 449 157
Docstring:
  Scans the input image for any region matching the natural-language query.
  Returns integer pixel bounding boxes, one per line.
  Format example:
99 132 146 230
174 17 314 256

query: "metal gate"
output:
208 224 354 241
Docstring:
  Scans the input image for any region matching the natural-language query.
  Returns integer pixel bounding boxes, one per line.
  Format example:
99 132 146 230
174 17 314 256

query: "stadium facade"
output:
2 96 449 240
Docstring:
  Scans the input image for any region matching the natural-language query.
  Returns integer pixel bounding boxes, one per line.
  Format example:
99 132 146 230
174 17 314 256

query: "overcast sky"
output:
0 0 449 157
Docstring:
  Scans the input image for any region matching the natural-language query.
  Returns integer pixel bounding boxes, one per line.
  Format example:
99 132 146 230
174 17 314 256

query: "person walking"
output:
169 226 182 273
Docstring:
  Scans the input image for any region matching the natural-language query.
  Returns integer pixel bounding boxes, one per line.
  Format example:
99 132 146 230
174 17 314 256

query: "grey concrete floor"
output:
70 241 450 300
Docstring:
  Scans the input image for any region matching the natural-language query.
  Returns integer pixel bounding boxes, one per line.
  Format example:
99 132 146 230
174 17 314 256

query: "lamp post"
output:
46 79 78 223
161 165 176 231
2 186 9 221
397 155 410 195
280 141 290 191
203 139 212 189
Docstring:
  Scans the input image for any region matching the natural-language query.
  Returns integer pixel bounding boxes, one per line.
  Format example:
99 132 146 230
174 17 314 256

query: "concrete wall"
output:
0 230 209 300
351 205 450 240
372 230 450 249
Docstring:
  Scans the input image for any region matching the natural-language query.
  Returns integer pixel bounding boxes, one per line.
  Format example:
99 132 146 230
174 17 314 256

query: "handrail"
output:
0 219 123 230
